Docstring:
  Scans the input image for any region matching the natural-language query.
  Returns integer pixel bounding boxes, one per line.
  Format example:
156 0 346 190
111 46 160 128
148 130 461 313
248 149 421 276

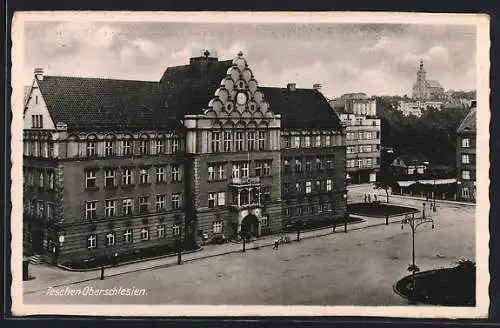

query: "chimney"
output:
287 83 296 91
34 68 44 81
471 100 477 108
313 83 322 91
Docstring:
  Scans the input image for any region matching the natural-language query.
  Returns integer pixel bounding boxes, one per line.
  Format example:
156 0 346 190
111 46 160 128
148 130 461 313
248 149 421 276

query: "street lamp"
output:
175 216 183 265
401 213 435 303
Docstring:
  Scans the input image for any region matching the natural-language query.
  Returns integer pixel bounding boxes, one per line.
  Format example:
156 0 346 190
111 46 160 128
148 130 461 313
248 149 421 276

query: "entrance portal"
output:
241 214 260 238
31 229 43 254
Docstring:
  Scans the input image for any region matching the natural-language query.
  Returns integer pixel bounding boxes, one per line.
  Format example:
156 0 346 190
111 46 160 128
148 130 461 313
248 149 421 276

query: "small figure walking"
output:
367 194 371 203
364 194 367 203
374 194 377 201
273 239 280 250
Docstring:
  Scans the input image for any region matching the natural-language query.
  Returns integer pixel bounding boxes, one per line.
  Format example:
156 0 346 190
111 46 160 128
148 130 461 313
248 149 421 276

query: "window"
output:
316 180 321 191
293 136 300 148
172 224 180 236
462 187 470 199
123 198 133 215
37 201 45 218
326 158 334 170
284 159 291 173
105 140 114 156
255 161 262 177
217 164 225 180
461 138 470 148
211 132 221 152
155 167 166 183
232 164 240 179
156 194 166 211
155 139 165 154
157 224 166 239
38 170 44 188
258 131 266 150
263 161 271 176
315 135 321 147
305 159 312 172
85 170 97 189
325 136 331 147
295 159 302 172
284 136 290 148
297 206 303 215
46 202 55 221
223 131 232 152
217 192 226 206
106 233 115 246
31 114 43 128
171 193 180 209
285 207 291 217
236 132 244 151
124 229 133 243
247 131 256 151
122 139 131 156
122 168 133 185
326 179 333 191
262 187 271 202
86 141 96 157
462 170 471 180
139 168 149 184
208 165 215 181
295 182 302 193
208 192 216 208
105 200 116 217
283 183 290 195
318 201 324 213
316 158 323 171
260 216 268 227
171 138 180 153
305 136 311 148
139 139 149 155
86 201 97 219
213 220 223 233
171 165 181 182
104 169 115 187
240 162 249 178
462 154 470 164
139 196 149 213
141 227 149 241
48 171 54 190
306 181 312 194
87 234 97 249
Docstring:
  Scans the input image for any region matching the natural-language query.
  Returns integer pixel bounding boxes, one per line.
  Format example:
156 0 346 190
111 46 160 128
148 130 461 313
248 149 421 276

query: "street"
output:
24 193 475 306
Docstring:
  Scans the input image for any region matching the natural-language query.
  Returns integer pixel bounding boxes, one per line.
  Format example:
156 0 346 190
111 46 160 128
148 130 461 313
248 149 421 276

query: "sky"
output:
23 22 477 99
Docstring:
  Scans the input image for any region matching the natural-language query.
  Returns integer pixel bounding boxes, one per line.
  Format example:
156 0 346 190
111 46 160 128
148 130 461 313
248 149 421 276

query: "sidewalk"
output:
25 216 393 295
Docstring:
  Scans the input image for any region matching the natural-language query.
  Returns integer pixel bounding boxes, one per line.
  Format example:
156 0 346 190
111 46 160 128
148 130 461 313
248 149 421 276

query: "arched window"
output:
139 134 150 155
86 134 97 157
155 133 166 155
240 189 249 206
105 134 116 157
122 134 133 156
258 130 267 150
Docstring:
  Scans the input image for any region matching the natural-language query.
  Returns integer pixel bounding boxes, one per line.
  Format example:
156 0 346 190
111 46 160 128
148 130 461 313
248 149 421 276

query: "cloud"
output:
218 43 248 60
361 36 392 52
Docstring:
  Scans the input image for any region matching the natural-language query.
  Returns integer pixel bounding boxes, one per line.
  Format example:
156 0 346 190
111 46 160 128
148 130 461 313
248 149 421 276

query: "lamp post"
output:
343 193 348 233
401 213 435 303
176 217 183 265
432 171 437 212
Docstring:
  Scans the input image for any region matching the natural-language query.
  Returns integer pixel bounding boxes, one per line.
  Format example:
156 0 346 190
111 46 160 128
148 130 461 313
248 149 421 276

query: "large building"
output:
22 51 347 265
456 101 477 202
330 96 381 184
412 59 445 101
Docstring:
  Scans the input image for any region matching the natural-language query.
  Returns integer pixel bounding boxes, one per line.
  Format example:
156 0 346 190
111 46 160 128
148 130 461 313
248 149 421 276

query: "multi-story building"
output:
456 101 477 202
334 98 381 184
22 51 347 265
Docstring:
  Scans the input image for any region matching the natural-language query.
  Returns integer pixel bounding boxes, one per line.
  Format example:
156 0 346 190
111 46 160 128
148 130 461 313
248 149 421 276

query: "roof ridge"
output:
42 75 160 84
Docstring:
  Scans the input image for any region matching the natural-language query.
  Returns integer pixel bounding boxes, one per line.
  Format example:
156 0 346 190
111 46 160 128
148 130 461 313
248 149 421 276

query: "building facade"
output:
22 52 347 265
456 102 477 202
335 98 381 184
412 59 445 101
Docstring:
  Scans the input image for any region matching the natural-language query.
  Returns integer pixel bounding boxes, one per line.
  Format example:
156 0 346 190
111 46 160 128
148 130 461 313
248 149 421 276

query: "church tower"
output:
412 58 428 100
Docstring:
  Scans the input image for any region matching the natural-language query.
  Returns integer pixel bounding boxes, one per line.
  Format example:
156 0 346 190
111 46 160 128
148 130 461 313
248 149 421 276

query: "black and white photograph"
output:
11 12 490 317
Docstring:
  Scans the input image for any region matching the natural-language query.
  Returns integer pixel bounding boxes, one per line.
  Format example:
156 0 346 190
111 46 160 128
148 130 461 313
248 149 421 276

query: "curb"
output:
57 246 204 272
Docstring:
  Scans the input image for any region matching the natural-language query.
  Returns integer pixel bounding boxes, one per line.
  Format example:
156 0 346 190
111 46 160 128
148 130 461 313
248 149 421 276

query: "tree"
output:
375 165 397 203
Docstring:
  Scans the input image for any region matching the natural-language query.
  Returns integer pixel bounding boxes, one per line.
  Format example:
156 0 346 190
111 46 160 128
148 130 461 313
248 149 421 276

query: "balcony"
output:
230 177 261 187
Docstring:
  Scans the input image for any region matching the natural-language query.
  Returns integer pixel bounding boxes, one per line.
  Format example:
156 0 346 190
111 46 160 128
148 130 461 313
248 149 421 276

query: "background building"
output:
331 96 381 184
412 59 445 101
456 101 477 202
23 52 347 266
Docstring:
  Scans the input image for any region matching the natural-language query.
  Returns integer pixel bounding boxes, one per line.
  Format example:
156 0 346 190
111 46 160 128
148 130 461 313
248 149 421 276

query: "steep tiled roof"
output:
36 58 343 132
457 107 476 133
261 87 342 130
37 76 180 132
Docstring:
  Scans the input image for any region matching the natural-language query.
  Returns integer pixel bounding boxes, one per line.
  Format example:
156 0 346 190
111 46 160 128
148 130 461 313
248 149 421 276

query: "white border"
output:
11 11 490 318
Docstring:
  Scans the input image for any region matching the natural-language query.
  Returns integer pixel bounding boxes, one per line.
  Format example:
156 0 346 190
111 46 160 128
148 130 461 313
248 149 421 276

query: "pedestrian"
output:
368 194 371 203
273 239 279 250
364 194 367 203
374 194 377 201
